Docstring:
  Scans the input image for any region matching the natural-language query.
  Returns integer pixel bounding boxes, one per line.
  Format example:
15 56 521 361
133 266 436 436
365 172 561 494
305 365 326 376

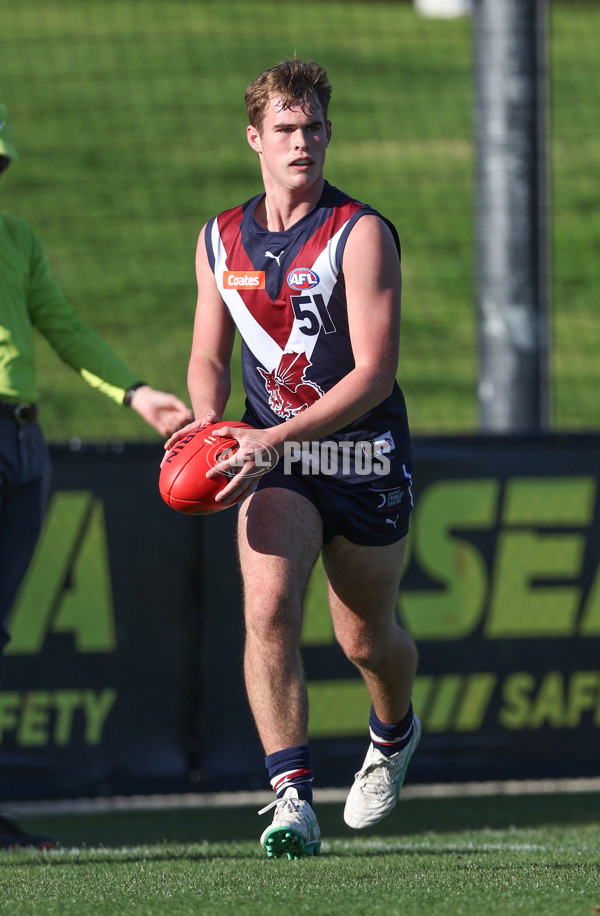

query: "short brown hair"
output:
245 59 332 133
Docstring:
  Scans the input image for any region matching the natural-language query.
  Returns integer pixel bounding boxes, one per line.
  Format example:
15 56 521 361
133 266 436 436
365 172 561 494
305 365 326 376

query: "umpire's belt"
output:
0 401 39 423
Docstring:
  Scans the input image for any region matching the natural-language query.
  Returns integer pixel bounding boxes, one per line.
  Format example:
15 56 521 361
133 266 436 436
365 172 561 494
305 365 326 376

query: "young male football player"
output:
168 58 420 858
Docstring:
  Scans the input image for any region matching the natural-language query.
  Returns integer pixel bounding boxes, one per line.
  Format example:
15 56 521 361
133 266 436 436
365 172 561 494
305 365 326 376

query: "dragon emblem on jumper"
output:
257 351 324 419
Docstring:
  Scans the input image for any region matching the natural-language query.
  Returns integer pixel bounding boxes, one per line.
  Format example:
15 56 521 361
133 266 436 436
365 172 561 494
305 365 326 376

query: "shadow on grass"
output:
5 792 599 851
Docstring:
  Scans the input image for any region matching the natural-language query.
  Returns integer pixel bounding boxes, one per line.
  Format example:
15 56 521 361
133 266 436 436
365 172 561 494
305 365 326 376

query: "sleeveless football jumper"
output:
205 182 411 458
204 182 413 542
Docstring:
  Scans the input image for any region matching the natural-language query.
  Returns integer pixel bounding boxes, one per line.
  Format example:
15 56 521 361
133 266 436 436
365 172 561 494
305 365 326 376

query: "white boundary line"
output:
3 777 600 818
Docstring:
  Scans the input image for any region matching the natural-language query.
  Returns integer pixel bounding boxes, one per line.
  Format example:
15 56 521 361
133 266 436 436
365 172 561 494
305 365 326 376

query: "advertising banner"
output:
199 434 600 789
0 443 200 800
1 434 598 799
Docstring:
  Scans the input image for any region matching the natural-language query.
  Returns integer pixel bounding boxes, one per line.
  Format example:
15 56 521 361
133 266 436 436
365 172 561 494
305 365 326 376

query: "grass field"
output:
2 0 599 440
1 794 599 915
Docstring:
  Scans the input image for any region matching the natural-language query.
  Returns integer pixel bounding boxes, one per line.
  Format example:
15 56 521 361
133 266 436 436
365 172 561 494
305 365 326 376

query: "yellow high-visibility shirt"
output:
0 210 139 404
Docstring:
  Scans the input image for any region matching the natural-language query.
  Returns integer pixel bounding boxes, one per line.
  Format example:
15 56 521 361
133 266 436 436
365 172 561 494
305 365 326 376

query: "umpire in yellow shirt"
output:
0 104 192 848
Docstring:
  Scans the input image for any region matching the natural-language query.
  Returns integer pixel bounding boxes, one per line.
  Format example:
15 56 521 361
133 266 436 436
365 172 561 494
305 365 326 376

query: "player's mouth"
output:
290 157 314 169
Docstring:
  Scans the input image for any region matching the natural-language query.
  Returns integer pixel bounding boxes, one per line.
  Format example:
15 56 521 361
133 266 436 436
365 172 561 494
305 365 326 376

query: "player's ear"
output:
247 123 262 154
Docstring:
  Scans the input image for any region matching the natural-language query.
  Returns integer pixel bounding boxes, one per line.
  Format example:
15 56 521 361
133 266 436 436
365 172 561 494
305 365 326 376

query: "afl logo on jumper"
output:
287 268 319 291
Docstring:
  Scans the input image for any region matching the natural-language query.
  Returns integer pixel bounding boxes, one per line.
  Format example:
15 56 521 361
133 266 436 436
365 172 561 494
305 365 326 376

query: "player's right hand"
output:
162 413 220 456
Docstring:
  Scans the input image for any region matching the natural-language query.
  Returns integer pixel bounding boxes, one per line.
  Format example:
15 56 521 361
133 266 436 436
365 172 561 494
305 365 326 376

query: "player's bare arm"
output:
212 214 402 503
164 225 236 450
188 225 237 419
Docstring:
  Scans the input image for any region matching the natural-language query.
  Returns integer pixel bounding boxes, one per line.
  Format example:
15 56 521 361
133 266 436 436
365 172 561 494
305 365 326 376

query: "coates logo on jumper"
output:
287 268 319 291
223 270 265 289
257 351 324 419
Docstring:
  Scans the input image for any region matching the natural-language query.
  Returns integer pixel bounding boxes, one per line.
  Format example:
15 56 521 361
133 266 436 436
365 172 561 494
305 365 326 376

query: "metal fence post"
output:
475 0 551 431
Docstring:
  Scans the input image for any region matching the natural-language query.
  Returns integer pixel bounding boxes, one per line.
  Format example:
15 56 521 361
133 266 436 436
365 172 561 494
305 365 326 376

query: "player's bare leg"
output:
237 486 322 754
322 534 421 829
323 534 416 718
238 486 323 857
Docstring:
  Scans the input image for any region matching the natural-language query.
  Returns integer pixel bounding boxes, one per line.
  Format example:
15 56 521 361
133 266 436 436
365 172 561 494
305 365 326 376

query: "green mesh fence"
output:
2 0 598 440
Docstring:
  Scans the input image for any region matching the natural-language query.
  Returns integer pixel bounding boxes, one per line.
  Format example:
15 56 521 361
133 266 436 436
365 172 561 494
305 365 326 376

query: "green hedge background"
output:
2 0 598 441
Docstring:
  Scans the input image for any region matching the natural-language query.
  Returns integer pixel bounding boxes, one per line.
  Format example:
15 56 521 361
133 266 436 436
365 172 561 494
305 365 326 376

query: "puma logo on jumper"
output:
265 250 284 266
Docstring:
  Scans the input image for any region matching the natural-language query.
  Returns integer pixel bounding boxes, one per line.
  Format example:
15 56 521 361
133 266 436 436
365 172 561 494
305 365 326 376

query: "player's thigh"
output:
237 485 323 624
322 534 407 637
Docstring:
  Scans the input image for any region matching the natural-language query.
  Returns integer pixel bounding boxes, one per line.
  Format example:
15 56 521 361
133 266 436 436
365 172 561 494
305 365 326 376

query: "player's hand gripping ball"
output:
159 421 253 514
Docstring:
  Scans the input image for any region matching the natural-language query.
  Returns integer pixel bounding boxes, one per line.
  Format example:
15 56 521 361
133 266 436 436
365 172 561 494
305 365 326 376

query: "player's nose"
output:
294 129 310 149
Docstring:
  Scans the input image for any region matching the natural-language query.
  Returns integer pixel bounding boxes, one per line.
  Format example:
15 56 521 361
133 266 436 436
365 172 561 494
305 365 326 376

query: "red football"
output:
159 421 253 515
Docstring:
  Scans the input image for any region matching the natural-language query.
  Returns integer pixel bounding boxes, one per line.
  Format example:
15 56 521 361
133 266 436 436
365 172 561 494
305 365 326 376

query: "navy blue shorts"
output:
253 453 413 546
0 417 51 666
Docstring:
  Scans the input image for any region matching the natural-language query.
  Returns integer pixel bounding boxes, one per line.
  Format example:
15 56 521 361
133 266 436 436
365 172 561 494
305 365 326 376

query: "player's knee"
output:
339 633 380 670
245 595 301 642
339 625 417 673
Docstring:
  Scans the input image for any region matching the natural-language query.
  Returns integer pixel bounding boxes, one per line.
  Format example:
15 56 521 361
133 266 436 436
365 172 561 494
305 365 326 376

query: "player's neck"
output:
257 179 324 232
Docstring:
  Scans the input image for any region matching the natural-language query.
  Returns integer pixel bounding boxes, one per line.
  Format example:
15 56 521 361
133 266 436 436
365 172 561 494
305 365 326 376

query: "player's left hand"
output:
129 385 193 437
206 424 280 507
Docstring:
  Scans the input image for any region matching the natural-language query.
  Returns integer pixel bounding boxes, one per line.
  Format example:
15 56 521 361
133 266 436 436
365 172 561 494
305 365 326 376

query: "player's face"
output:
247 94 331 194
